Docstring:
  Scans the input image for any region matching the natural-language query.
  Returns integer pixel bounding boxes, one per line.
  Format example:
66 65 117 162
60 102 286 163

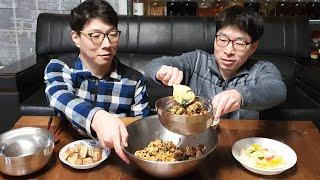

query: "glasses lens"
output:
233 40 247 51
216 35 229 47
90 32 104 45
107 31 120 43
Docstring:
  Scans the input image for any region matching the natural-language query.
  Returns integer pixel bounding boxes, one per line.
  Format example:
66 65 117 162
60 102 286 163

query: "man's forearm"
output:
235 82 287 110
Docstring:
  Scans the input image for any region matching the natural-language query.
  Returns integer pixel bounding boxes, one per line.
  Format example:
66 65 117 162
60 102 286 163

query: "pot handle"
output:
210 117 220 129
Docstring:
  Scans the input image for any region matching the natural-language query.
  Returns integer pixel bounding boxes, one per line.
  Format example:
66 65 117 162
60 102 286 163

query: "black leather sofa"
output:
1 13 320 133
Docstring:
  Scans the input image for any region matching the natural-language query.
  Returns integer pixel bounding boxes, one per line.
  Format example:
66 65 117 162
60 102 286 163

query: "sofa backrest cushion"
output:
36 13 309 59
36 14 216 56
256 16 309 59
36 14 76 55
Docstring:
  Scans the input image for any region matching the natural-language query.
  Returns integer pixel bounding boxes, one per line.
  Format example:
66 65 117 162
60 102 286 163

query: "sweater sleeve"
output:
44 59 103 138
232 61 287 110
144 50 201 85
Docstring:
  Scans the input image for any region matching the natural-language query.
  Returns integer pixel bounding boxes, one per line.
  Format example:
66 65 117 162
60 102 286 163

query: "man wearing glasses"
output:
44 0 149 164
145 5 286 121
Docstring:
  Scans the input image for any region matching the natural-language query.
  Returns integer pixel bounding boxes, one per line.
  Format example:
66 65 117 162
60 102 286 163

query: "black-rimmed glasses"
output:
215 35 252 51
80 30 121 46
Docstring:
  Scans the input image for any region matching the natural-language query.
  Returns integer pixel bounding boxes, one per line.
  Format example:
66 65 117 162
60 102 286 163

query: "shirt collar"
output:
209 54 249 77
109 58 121 81
74 56 121 80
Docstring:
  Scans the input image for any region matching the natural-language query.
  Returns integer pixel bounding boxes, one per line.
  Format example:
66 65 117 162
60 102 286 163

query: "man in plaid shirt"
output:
44 0 149 163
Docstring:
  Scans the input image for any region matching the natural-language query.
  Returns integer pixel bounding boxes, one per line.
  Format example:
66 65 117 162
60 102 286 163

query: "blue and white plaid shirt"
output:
44 57 149 138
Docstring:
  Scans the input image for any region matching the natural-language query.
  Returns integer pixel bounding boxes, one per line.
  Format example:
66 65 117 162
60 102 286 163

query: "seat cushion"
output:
260 87 320 121
20 86 56 116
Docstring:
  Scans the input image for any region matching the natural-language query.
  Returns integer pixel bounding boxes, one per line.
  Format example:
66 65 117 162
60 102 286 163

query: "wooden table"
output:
1 116 320 180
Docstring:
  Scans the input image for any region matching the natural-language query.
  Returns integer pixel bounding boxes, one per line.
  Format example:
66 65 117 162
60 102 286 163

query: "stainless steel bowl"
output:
123 115 218 178
156 96 214 135
0 127 54 176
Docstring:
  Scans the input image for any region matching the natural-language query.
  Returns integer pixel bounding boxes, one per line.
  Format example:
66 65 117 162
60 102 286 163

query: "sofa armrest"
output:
0 55 50 101
20 86 56 116
295 60 320 103
0 55 43 132
0 55 37 90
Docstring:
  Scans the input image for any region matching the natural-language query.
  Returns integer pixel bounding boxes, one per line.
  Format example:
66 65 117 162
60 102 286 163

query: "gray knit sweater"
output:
144 50 287 119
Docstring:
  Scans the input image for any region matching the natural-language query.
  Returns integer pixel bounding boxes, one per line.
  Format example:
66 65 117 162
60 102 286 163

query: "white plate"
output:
232 137 297 175
59 139 110 169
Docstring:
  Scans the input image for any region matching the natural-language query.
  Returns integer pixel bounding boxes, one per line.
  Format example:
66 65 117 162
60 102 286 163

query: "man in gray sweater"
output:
144 5 286 120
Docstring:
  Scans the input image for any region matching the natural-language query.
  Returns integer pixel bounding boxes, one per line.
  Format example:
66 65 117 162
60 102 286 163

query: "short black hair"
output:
70 0 118 34
216 5 264 42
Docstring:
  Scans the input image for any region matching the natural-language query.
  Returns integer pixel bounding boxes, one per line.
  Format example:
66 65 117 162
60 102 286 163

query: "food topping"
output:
168 101 208 115
134 139 206 162
241 143 285 169
170 85 209 115
63 143 102 165
173 84 195 106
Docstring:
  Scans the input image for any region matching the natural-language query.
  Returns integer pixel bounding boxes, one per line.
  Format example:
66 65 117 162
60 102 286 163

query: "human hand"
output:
211 89 242 121
155 65 183 86
91 110 129 164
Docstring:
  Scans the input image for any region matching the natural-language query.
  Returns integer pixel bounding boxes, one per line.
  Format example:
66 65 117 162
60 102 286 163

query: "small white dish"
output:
232 137 297 175
59 139 110 169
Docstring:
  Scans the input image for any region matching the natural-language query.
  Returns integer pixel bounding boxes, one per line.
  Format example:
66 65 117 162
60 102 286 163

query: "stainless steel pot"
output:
123 115 218 178
0 127 54 176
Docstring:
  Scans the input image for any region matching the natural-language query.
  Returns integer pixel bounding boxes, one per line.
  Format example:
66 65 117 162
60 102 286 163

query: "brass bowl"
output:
155 96 215 136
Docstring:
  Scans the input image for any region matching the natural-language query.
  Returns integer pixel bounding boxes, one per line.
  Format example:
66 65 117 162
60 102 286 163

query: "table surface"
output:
1 116 320 180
